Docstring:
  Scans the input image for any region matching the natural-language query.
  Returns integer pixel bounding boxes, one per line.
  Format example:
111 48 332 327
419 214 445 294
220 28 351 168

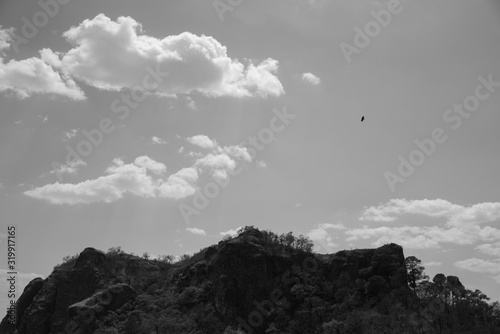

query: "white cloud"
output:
0 49 85 100
26 135 253 205
301 72 321 85
157 167 198 200
219 145 251 162
424 261 442 267
187 135 216 149
476 242 500 257
195 153 236 180
256 160 267 168
360 199 500 227
186 227 206 236
50 159 87 176
0 15 285 101
345 223 500 250
58 14 284 98
307 223 345 250
64 129 79 140
294 202 303 208
151 136 167 145
25 157 161 204
183 96 197 110
220 227 241 238
454 258 500 274
0 27 84 99
134 156 167 175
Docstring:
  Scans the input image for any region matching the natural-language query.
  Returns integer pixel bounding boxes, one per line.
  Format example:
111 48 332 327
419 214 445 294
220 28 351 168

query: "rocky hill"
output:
1 227 499 334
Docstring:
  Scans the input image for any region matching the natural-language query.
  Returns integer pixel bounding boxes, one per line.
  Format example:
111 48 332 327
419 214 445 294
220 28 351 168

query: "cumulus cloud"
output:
0 27 83 99
307 223 345 251
59 14 284 98
301 72 321 85
0 27 13 53
0 15 284 101
157 167 198 200
360 198 500 227
186 227 206 236
134 156 167 175
25 135 252 204
151 136 167 145
25 157 161 204
187 135 216 149
0 48 85 100
454 258 500 274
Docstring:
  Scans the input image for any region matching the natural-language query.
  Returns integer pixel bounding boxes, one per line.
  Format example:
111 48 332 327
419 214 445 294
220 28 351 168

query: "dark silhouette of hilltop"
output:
1 226 499 333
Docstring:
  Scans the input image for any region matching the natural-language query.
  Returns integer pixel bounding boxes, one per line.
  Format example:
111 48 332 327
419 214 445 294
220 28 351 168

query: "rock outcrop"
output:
1 230 411 334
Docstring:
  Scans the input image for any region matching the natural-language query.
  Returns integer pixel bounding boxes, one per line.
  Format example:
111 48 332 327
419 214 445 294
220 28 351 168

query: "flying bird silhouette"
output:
361 116 365 122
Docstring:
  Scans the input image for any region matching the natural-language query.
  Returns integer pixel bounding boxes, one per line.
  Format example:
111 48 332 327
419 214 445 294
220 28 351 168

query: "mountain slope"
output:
1 227 498 334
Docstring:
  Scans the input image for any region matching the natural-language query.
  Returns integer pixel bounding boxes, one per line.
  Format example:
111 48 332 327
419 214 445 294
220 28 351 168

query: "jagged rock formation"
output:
0 229 413 334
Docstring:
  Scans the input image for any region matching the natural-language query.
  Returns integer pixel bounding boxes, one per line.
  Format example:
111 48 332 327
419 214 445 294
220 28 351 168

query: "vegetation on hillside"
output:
5 226 500 334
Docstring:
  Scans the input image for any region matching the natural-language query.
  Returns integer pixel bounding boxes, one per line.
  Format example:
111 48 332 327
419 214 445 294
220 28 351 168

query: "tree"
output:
446 275 465 306
405 256 429 291
180 254 191 262
142 252 150 260
295 234 314 252
107 246 123 254
157 255 174 264
237 225 256 235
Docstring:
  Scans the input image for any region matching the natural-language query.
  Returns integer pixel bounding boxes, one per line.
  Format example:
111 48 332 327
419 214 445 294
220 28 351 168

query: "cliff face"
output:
0 229 410 334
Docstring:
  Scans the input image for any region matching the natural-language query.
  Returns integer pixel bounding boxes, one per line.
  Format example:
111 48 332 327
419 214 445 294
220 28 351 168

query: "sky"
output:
1 0 500 312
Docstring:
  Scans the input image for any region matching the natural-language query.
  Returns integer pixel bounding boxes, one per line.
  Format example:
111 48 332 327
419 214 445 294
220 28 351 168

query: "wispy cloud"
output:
360 198 500 227
50 159 87 177
151 136 167 145
424 261 442 267
256 160 267 168
455 258 500 274
476 242 500 257
186 227 206 236
63 129 79 141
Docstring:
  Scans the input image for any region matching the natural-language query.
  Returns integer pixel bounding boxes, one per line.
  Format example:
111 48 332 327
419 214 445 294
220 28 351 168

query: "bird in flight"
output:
361 116 365 122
